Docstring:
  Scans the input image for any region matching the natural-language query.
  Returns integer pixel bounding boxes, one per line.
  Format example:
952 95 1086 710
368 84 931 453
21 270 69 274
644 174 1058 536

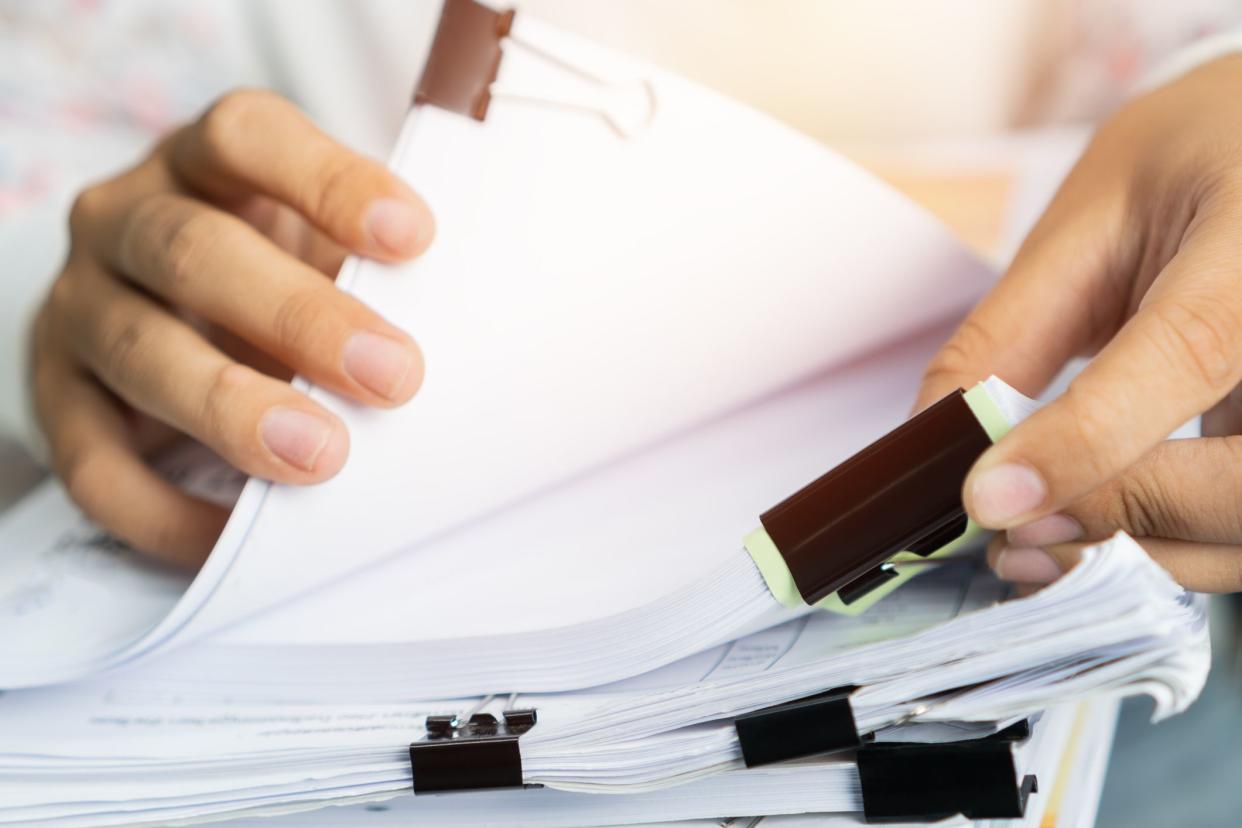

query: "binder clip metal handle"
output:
413 0 656 139
410 696 539 795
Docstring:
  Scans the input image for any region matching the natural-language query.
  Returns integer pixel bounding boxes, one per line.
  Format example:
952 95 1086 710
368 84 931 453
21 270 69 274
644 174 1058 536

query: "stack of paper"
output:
0 2 1213 825
0 532 1209 826
193 696 1126 828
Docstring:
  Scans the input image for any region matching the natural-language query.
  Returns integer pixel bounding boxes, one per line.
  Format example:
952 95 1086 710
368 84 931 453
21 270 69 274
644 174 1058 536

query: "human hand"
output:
32 89 433 567
914 56 1242 592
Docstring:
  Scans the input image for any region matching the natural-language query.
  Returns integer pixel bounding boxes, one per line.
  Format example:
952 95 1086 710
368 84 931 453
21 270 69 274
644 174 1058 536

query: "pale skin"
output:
32 58 1242 589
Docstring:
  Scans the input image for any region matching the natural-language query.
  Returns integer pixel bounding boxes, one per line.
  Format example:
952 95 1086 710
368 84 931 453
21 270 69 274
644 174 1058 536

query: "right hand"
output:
31 89 435 567
912 57 1242 592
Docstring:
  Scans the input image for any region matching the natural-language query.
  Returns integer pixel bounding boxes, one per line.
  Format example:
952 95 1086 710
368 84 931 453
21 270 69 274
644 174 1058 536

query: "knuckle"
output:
123 197 222 291
302 155 375 231
1147 299 1240 394
61 446 104 511
160 208 221 290
198 88 282 162
101 313 156 387
1113 470 1164 537
47 272 77 320
200 363 251 449
68 185 108 237
117 196 167 277
41 274 82 347
921 318 997 389
1059 381 1122 480
271 286 336 355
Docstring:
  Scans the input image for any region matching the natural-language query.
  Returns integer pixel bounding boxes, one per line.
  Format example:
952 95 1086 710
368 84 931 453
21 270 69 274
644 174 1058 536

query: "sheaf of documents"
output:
0 3 1212 826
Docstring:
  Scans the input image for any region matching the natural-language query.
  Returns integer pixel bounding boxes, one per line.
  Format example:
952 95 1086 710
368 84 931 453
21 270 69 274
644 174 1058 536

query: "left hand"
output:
31 89 433 566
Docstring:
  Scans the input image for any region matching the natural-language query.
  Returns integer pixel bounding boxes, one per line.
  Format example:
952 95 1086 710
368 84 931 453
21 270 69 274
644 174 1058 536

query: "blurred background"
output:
4 1 1242 824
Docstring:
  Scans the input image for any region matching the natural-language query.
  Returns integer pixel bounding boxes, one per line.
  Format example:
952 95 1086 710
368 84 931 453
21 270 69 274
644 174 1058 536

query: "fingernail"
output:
260 407 333 472
343 331 413 400
365 198 421 255
1006 513 1083 547
995 547 1063 584
969 462 1046 526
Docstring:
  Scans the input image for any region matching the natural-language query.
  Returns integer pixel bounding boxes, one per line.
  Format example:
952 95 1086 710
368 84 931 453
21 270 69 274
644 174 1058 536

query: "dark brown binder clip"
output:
413 0 515 120
412 0 656 138
760 389 992 606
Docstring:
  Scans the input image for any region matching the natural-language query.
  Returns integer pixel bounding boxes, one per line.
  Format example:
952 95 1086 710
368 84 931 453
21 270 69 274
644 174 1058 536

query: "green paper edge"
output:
744 527 803 607
744 381 1013 615
964 381 1012 443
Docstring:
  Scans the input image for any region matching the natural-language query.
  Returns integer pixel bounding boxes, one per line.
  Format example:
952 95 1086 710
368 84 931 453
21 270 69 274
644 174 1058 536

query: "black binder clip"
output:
734 685 864 767
758 388 992 606
410 697 539 794
856 720 1037 823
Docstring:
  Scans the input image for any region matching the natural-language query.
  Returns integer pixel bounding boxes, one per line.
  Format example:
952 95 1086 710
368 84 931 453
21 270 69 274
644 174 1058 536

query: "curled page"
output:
173 12 995 640
0 7 993 687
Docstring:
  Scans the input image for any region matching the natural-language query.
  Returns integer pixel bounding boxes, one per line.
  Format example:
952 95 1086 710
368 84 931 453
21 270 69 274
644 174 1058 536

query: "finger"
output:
995 536 1242 593
1007 436 1242 549
965 212 1242 529
986 533 1080 586
168 89 434 261
912 144 1128 412
59 263 350 482
1102 537 1242 592
99 192 423 406
232 197 349 276
996 436 1242 591
33 349 227 567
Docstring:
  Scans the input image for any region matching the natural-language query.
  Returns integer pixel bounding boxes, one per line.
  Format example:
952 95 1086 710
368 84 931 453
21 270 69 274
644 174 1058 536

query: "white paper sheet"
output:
1 9 995 689
171 14 994 643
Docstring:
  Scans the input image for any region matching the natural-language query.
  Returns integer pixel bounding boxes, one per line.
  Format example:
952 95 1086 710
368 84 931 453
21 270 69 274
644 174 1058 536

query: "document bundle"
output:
0 533 1209 825
0 1 1212 824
